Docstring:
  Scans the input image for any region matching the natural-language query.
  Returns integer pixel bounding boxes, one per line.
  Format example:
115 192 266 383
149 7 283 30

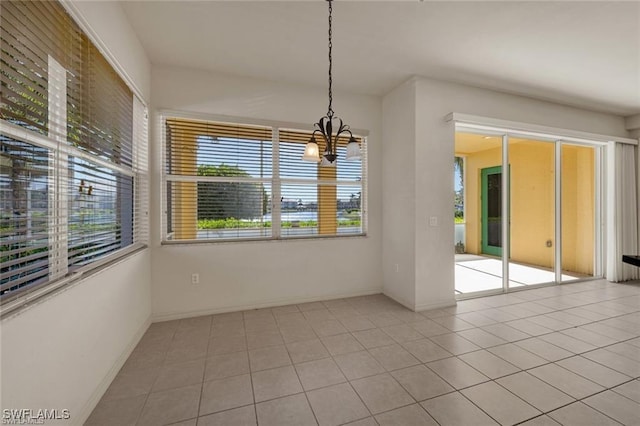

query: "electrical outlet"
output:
191 273 200 284
429 216 438 227
394 263 399 273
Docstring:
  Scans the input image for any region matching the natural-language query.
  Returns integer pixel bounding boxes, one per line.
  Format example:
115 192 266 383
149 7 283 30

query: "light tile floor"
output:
86 279 640 426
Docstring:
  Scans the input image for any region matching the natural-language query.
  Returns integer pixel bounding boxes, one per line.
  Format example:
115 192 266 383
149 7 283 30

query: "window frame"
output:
0 0 149 315
160 111 368 244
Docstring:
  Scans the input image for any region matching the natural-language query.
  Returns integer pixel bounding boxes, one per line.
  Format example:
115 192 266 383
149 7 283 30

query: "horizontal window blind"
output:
164 117 366 242
165 118 272 240
0 0 147 307
0 136 50 295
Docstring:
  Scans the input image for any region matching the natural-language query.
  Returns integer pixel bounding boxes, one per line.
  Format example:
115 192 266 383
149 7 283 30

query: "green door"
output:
481 166 503 256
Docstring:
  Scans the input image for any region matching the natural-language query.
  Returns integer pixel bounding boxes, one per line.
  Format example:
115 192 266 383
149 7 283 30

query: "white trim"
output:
555 140 562 283
60 0 148 106
448 113 637 145
501 134 509 292
75 316 151 426
152 288 382 322
0 120 135 178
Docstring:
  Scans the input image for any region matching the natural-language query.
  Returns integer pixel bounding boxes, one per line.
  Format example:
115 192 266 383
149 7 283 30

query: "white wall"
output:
1 2 152 424
150 66 383 319
384 77 631 311
381 79 417 309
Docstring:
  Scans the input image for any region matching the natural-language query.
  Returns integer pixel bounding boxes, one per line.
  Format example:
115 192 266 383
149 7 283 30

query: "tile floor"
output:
86 279 640 426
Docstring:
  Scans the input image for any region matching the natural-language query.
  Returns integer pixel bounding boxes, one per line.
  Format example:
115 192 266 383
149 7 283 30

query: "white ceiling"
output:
121 1 640 116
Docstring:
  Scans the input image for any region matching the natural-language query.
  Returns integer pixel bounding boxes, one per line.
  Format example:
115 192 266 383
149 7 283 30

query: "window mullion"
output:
47 55 68 280
272 128 281 239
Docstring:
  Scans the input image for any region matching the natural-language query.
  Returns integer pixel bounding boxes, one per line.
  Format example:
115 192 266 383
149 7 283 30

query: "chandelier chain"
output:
327 0 333 118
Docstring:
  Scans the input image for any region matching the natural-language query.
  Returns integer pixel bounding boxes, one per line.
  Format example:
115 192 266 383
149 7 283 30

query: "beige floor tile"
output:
402 339 452 363
246 329 284 349
311 319 349 337
208 335 247 355
101 366 159 401
582 322 637 341
428 333 481 355
320 333 364 356
351 373 414 415
526 315 573 331
85 394 147 426
153 358 205 392
166 339 209 364
375 404 438 425
548 402 621 426
256 393 317 426
497 372 574 412
584 390 640 426
297 301 326 312
286 339 329 364
393 310 428 323
381 324 424 343
304 309 336 322
279 325 317 344
275 312 307 325
306 383 370 426
426 357 489 390
458 349 520 379
431 315 476 332
343 417 377 426
487 343 548 370
197 405 256 426
557 356 631 388
352 328 396 349
421 392 498 426
339 316 377 332
248 345 291 371
518 415 561 426
461 381 541 425
368 344 420 371
515 338 573 362
538 332 597 354
333 350 385 380
561 327 618 347
582 348 640 377
138 384 201 426
391 364 454 401
605 341 640 361
272 304 301 314
411 320 451 337
199 374 254 416
481 323 530 342
204 351 250 382
505 319 553 336
612 380 640 403
170 419 197 426
528 363 605 399
251 365 302 402
456 312 497 327
295 357 346 390
368 313 404 328
457 328 508 348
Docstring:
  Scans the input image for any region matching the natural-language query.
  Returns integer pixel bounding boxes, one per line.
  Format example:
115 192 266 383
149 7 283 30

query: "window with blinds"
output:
164 117 366 242
0 0 148 306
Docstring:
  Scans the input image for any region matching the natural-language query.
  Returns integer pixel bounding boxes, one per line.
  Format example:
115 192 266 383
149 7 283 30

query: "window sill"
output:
161 233 368 246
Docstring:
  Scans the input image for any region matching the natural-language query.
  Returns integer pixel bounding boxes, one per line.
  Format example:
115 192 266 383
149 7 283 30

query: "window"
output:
163 117 366 242
0 0 148 306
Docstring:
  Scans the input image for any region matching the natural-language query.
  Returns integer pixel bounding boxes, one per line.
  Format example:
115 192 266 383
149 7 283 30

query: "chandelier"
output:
302 0 361 166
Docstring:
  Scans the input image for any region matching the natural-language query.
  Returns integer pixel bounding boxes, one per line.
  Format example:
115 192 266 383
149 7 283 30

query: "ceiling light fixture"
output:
302 0 361 166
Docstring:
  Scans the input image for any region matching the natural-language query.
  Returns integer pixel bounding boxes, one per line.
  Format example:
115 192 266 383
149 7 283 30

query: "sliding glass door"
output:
454 128 602 296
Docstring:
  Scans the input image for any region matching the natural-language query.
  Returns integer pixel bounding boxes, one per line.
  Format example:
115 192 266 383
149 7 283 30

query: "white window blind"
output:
0 0 148 307
163 117 366 242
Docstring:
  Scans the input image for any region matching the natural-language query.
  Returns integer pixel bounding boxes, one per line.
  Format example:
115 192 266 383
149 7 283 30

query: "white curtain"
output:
606 143 639 282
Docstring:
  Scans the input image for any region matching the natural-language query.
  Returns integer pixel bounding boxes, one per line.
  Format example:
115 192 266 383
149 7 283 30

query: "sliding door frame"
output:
451 113 629 298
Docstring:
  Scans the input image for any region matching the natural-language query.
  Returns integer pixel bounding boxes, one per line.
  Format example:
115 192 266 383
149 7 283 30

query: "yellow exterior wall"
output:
458 139 594 275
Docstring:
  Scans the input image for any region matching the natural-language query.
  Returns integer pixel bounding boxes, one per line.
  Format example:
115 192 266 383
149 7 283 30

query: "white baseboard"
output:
75 316 151 425
152 288 384 322
415 298 457 312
